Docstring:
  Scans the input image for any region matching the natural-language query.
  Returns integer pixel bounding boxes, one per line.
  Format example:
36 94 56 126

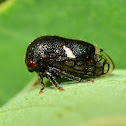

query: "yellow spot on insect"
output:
95 45 103 54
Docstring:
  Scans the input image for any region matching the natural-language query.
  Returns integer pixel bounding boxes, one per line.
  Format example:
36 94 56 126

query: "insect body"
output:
25 36 115 93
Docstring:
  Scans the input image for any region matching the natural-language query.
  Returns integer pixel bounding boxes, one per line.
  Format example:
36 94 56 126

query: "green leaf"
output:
0 0 126 106
0 70 126 126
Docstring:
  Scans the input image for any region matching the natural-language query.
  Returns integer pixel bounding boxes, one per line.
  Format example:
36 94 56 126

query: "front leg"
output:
44 71 65 92
39 72 45 94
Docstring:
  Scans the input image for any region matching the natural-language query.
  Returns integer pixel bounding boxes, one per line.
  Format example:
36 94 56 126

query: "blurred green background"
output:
0 0 126 107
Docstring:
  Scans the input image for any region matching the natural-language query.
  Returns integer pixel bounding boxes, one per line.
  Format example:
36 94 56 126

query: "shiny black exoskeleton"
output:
25 36 115 93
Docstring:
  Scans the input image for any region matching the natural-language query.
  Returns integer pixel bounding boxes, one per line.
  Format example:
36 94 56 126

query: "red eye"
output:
27 60 37 68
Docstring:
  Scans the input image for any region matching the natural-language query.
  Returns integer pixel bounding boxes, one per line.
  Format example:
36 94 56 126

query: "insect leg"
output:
48 67 94 83
39 72 45 94
44 71 65 91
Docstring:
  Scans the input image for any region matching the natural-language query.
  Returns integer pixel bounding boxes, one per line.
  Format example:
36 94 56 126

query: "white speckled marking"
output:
62 45 76 58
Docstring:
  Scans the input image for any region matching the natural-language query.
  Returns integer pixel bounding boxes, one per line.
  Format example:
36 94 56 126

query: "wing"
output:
50 57 93 77
49 50 115 77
